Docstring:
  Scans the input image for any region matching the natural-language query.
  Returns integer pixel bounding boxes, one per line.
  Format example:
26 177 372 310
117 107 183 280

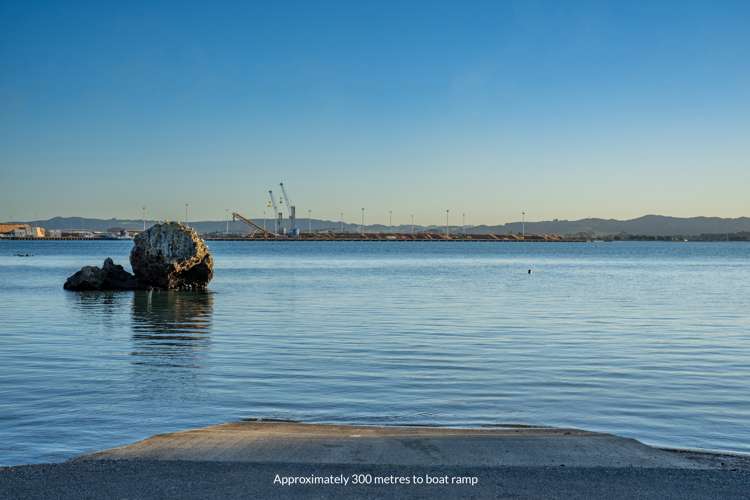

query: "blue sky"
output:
1 1 749 224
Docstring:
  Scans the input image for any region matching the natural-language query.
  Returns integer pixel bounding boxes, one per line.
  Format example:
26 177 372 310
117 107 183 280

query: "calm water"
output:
1 240 749 465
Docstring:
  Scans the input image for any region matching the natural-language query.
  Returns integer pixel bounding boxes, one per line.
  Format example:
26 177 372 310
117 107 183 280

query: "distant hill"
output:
8 214 750 237
472 215 750 237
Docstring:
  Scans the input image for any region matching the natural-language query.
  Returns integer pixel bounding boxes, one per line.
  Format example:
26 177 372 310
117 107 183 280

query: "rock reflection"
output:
73 291 120 308
130 290 213 369
69 291 130 329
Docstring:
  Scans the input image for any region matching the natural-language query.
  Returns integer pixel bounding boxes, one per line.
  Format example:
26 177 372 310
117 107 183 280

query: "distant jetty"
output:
2 231 577 242
4 231 749 242
5 232 749 241
202 232 575 242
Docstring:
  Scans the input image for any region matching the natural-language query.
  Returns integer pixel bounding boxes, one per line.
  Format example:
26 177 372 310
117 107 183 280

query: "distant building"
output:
0 223 30 237
0 224 46 237
107 227 135 239
62 230 96 239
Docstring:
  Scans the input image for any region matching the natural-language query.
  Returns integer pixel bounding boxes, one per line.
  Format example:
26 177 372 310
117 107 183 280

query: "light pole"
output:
522 211 526 239
262 210 266 232
225 209 230 235
308 209 312 234
445 209 450 237
361 208 365 236
185 203 189 225
141 206 146 231
340 212 344 233
411 214 415 235
462 212 466 236
389 210 392 233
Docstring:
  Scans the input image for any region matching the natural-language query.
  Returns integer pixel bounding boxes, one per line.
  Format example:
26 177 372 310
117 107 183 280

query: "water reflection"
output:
65 290 130 308
130 290 214 369
73 291 120 308
68 291 131 330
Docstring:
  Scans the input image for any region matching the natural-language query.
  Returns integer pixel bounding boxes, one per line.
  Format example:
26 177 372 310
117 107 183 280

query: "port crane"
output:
268 190 283 234
231 212 277 238
279 182 299 237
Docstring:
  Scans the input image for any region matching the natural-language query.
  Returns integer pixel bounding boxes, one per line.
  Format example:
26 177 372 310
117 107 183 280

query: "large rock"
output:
130 222 213 290
64 258 139 291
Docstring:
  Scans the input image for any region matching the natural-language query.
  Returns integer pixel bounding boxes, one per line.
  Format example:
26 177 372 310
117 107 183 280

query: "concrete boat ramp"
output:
2 421 749 499
80 420 722 468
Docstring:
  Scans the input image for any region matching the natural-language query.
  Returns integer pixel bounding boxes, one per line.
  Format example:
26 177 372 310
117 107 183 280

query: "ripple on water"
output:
0 240 749 464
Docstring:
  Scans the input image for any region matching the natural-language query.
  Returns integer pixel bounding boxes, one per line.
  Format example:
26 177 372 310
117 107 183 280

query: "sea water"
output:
1 240 748 464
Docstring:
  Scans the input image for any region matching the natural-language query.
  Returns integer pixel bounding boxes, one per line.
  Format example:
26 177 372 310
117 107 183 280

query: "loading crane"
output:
232 212 278 238
279 182 299 237
268 190 282 234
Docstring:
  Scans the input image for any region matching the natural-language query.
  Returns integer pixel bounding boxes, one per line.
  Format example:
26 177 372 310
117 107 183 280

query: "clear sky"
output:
1 1 749 225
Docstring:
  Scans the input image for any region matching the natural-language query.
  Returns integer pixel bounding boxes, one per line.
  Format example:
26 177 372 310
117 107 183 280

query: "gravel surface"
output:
2 460 750 500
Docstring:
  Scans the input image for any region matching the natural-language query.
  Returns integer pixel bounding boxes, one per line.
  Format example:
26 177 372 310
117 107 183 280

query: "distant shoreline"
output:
2 236 748 242
2 235 583 242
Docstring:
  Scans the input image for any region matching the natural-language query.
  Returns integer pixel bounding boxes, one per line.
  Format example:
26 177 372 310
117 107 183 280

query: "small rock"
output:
101 258 139 290
63 258 139 291
64 265 106 291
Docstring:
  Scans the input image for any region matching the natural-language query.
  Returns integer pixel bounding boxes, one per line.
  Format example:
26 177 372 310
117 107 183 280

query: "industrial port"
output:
223 183 568 242
2 182 572 242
